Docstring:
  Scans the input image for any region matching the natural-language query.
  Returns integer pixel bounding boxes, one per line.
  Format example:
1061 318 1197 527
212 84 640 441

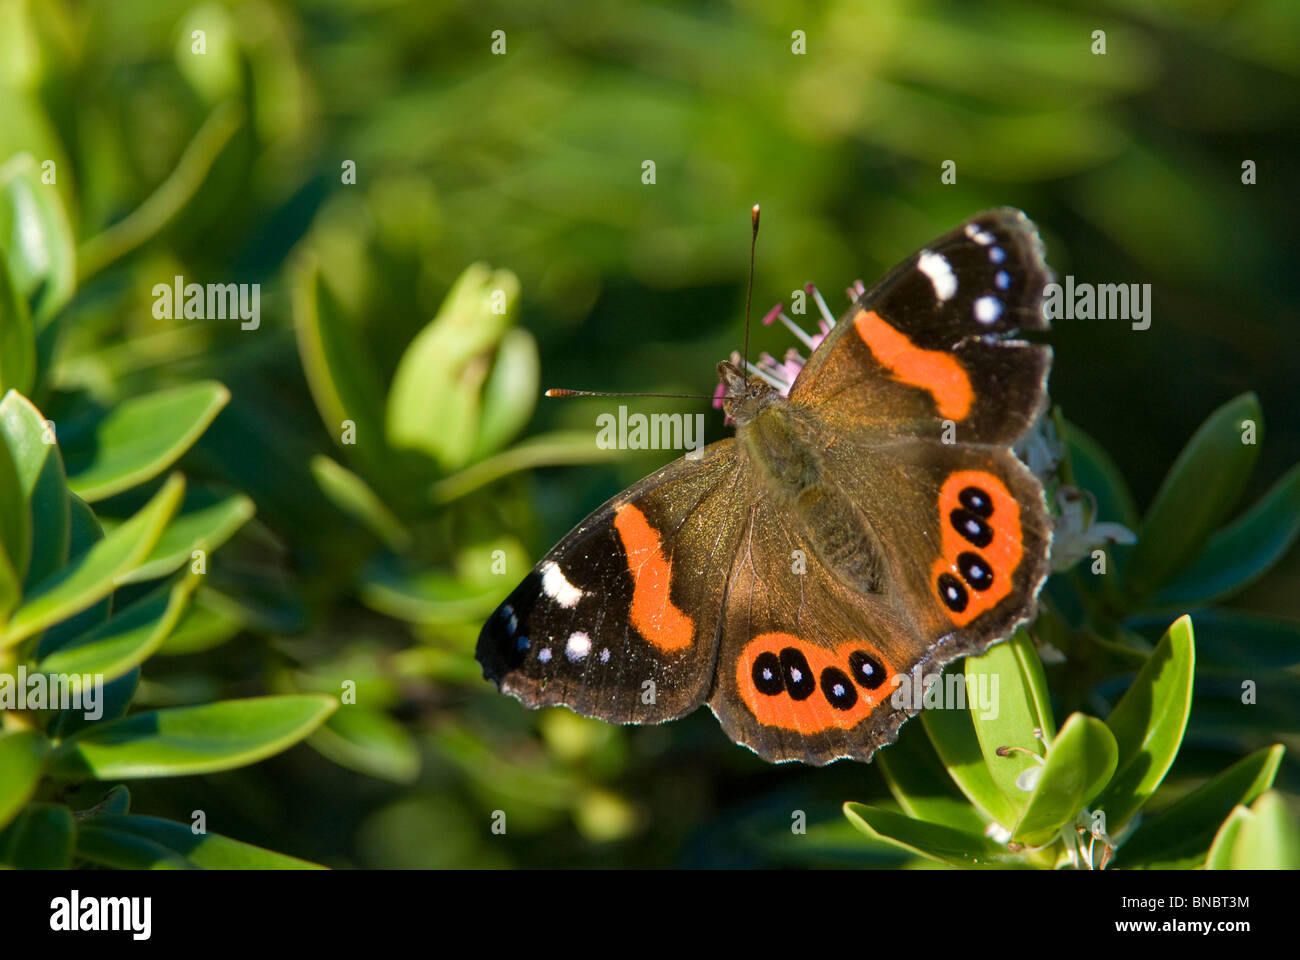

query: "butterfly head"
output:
717 360 780 427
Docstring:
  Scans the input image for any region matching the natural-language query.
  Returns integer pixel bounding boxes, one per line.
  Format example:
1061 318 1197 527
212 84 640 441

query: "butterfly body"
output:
478 208 1054 765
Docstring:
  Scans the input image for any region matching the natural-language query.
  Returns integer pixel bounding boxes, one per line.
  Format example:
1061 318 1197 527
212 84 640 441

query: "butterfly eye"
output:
751 651 785 696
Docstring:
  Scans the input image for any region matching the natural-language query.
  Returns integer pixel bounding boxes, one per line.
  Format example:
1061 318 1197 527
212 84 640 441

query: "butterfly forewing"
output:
477 440 749 724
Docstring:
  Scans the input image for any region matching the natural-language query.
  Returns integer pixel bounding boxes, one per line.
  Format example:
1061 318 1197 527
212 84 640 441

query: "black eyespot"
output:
779 647 816 700
950 508 993 548
959 486 994 518
848 650 886 690
957 551 994 591
820 667 858 711
751 651 785 696
937 573 969 612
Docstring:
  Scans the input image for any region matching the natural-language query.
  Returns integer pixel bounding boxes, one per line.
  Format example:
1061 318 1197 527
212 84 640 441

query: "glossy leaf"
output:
61 382 229 502
386 262 518 470
0 390 69 589
0 730 47 830
117 492 255 585
1229 791 1300 869
1062 420 1139 528
0 153 76 325
0 254 33 396
967 630 1056 816
50 694 338 780
3 474 184 648
470 326 539 460
1093 615 1195 828
34 494 108 658
75 821 194 869
1013 713 1117 847
79 814 325 869
1124 393 1261 601
310 455 409 551
309 707 421 783
843 802 1023 868
876 716 988 835
428 429 618 504
37 574 199 681
1150 463 1300 608
0 418 24 622
1112 744 1283 869
1204 805 1250 871
0 802 74 869
156 591 242 656
921 673 1021 828
292 255 387 468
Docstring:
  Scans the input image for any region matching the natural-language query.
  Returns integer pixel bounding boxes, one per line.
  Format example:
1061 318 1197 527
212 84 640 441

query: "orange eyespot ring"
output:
932 471 1022 626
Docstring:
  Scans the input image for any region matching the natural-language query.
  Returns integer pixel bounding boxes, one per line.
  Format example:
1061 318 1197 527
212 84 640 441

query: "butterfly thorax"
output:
719 361 885 595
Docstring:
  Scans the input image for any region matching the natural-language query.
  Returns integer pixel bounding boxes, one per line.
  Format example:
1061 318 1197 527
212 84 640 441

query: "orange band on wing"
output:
614 503 695 652
932 469 1023 626
854 309 973 420
736 635 896 734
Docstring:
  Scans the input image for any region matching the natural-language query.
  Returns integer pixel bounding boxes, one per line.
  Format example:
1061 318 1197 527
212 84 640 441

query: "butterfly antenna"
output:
544 388 714 400
742 204 760 373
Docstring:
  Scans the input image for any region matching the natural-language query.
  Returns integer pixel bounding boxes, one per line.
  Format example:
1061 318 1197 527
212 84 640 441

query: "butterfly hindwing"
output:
790 207 1052 445
477 440 749 723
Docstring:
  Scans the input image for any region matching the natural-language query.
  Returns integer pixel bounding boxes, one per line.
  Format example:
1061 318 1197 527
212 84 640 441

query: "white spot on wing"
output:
974 296 1002 325
965 223 996 245
566 631 591 661
540 561 583 608
917 250 957 302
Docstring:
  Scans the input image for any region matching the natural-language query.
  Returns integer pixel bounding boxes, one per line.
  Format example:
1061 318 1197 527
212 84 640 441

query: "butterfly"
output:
477 208 1054 765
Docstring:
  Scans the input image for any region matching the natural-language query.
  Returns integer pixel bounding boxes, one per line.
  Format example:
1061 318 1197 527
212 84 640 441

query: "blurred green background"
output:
4 0 1299 867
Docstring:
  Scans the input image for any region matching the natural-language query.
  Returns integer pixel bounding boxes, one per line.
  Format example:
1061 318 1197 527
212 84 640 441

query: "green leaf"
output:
156 589 241 656
428 430 618 504
0 153 76 325
1112 743 1284 869
0 730 48 830
387 262 518 470
50 694 338 780
0 390 69 589
0 802 74 868
81 784 132 817
843 802 1023 868
310 455 409 551
0 413 25 622
80 814 325 869
292 255 387 468
1093 615 1195 829
1150 463 1300 608
117 491 254 585
35 493 108 657
921 672 1021 828
1013 713 1118 847
360 562 505 625
1205 805 1250 870
876 717 988 835
0 254 34 396
37 574 199 681
1229 791 1300 869
1124 393 1261 601
469 326 539 460
966 630 1056 818
3 474 184 648
75 821 194 869
1062 420 1139 528
61 381 229 502
308 707 421 783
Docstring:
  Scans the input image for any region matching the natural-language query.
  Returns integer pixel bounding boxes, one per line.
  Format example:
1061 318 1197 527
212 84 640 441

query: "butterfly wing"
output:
708 208 1054 765
477 440 751 723
790 207 1052 445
